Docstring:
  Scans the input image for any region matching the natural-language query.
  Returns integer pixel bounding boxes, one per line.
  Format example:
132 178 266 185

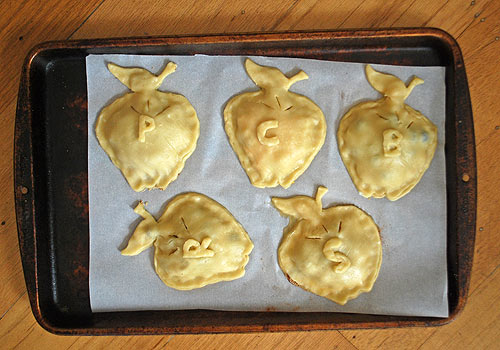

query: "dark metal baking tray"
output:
14 28 476 335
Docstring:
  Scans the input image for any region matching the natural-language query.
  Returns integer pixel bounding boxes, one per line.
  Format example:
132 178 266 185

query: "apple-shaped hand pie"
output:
224 59 326 189
338 65 438 201
95 61 199 192
121 193 254 290
272 187 382 305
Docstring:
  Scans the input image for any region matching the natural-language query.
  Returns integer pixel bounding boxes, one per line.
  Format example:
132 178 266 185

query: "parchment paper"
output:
87 54 448 317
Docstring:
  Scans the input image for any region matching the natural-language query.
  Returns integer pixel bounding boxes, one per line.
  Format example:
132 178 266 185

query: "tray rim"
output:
14 27 477 335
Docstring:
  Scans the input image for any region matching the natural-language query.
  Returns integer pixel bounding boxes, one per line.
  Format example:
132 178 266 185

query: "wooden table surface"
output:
1 0 499 348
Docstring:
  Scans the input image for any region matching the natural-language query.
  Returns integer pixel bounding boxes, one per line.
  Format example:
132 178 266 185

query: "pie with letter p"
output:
95 61 199 192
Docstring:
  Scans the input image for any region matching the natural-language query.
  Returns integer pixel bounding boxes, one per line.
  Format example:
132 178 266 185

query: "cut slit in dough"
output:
224 59 326 189
272 187 382 305
338 65 438 201
95 61 199 192
121 193 254 290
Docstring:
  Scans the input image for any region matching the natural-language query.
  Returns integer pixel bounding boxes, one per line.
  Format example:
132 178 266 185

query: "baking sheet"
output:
87 54 447 317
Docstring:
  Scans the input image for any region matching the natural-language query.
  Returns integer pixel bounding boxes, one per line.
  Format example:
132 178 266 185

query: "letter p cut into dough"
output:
95 61 200 192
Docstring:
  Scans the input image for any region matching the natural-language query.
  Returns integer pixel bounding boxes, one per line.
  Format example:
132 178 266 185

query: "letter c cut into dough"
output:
224 59 326 189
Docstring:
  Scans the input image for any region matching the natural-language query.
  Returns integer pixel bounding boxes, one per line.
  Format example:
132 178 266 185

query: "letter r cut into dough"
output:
121 193 254 290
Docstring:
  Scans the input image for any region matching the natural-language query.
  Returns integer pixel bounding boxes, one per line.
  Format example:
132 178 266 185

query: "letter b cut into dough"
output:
338 65 438 201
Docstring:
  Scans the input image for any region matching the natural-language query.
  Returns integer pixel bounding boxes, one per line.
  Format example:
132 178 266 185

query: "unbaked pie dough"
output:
338 65 438 201
272 187 382 305
95 61 199 192
121 193 254 290
224 59 326 188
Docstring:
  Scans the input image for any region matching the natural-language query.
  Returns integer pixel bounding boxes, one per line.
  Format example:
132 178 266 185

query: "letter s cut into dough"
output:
121 193 254 290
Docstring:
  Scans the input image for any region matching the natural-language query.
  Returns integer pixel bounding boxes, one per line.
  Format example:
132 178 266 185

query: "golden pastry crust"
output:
121 193 254 290
224 59 326 189
96 62 199 192
338 65 438 201
272 187 382 305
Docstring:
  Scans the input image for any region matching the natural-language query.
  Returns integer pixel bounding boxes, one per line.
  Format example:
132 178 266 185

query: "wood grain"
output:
1 0 499 348
0 0 105 319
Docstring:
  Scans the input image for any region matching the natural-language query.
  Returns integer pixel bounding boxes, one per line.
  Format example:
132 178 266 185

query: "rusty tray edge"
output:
14 28 476 335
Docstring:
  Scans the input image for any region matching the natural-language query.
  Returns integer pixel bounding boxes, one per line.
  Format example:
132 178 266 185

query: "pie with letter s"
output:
272 186 382 305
